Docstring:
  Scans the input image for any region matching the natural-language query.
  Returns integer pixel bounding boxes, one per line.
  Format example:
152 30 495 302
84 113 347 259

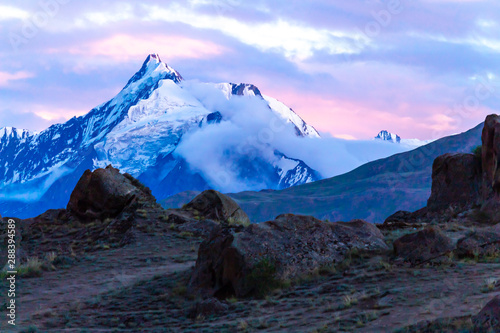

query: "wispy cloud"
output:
0 5 29 21
144 3 369 60
0 71 34 87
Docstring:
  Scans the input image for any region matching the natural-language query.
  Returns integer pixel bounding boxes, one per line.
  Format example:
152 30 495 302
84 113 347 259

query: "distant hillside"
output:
162 122 483 223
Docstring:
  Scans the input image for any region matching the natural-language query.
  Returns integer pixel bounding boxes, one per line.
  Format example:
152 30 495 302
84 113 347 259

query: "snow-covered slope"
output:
400 138 435 148
375 130 432 149
0 54 321 218
263 95 320 138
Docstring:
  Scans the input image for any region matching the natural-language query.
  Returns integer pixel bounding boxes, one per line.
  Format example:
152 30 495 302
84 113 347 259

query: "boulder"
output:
183 190 250 224
472 296 500 332
165 190 250 237
189 214 389 298
427 153 481 212
393 227 454 265
20 167 164 256
455 224 500 258
67 165 156 220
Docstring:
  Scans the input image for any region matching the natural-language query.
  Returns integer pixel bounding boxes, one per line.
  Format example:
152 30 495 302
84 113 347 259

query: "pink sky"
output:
1 1 499 140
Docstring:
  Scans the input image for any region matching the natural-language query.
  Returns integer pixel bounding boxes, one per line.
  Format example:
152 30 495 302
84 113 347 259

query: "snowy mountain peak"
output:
124 54 183 89
374 130 433 148
146 53 162 63
375 130 401 143
0 127 32 142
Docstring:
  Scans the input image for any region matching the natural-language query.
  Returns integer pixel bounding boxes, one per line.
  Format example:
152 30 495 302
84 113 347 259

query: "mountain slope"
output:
0 54 320 218
162 122 483 222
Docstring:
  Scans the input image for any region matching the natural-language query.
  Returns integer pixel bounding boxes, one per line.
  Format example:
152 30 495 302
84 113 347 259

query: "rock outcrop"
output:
455 224 500 258
183 190 250 224
390 114 500 223
166 190 250 237
426 153 481 212
21 166 163 256
67 165 156 221
393 227 454 265
189 214 389 298
472 296 500 332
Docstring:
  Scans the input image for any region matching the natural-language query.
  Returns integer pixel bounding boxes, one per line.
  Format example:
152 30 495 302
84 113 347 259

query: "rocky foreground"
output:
1 115 500 332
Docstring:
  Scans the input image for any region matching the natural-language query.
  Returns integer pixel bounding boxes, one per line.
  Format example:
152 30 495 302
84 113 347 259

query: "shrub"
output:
472 145 482 159
227 216 250 227
179 231 194 238
18 257 43 278
246 258 280 297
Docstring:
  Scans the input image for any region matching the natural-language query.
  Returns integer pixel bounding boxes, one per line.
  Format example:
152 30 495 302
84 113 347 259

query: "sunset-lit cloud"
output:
49 34 226 63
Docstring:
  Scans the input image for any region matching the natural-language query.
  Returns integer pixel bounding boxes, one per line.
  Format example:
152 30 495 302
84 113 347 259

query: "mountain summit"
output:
0 54 321 218
375 130 401 143
125 53 183 89
375 130 433 148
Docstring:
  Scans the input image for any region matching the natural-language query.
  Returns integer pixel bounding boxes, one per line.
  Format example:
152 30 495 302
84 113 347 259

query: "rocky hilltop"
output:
1 115 500 332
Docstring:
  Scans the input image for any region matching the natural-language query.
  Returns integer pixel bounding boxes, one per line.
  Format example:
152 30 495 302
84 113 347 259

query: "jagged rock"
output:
187 298 229 319
427 153 481 212
393 227 454 265
67 165 156 221
189 214 389 298
183 190 250 224
455 224 500 258
472 296 500 332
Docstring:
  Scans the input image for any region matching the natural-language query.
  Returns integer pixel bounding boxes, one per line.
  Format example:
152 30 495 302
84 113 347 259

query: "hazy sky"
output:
1 0 500 140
